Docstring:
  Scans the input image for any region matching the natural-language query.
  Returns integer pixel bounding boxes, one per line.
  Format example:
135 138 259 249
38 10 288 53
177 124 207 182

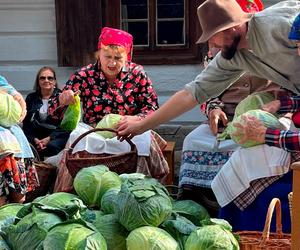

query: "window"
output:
56 0 205 66
121 0 186 47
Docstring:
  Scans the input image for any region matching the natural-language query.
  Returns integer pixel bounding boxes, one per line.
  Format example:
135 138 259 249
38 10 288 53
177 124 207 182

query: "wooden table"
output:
291 161 300 250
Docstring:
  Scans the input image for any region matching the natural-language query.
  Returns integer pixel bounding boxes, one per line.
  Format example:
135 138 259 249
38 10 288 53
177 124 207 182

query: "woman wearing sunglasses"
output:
23 66 70 158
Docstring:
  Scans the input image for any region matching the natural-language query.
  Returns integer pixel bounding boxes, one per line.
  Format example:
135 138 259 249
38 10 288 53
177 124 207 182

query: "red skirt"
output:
0 155 39 196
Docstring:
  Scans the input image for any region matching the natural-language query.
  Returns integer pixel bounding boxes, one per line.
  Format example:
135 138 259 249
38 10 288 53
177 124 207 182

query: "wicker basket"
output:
26 144 57 202
236 198 291 250
66 128 138 178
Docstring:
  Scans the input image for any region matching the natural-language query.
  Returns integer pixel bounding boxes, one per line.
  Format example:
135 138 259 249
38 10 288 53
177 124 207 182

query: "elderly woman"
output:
48 27 168 191
0 75 39 205
23 66 70 159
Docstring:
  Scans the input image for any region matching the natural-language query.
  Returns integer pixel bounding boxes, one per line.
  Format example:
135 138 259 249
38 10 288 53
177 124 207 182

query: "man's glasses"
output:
39 76 55 82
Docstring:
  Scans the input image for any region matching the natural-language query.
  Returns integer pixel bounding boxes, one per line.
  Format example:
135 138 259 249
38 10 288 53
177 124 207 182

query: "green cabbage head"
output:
172 200 210 226
4 207 62 250
114 178 172 231
126 226 180 250
42 221 107 250
96 114 122 138
224 109 284 147
74 165 122 208
184 225 239 250
0 203 23 230
100 188 120 214
233 92 275 118
0 93 22 127
92 214 129 250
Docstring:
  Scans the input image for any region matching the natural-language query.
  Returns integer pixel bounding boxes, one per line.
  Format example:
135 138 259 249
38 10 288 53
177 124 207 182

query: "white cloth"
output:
68 122 151 156
211 144 291 207
179 124 240 188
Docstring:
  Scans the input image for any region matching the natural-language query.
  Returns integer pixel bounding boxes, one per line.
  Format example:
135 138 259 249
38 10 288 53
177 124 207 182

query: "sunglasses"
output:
39 76 55 81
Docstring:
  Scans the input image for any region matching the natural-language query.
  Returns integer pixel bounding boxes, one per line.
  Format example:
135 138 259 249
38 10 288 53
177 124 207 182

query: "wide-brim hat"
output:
196 0 253 43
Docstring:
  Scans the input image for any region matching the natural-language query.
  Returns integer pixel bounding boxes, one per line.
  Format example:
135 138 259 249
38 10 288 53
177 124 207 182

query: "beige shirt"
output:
185 0 300 104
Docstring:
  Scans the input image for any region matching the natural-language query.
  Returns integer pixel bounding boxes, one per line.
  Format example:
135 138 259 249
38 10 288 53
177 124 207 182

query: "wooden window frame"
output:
56 0 205 67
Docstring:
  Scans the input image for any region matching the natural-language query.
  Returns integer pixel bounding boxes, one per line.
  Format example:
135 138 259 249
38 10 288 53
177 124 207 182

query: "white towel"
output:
211 144 291 207
68 122 151 156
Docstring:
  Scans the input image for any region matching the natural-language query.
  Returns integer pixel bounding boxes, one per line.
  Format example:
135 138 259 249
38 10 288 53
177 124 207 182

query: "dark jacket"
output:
23 88 62 144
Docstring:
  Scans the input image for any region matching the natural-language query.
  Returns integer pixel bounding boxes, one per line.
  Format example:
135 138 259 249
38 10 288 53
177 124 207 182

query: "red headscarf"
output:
98 27 133 61
236 0 264 13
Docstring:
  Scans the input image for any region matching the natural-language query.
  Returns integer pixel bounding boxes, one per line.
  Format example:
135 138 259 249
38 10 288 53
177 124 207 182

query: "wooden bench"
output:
163 141 176 185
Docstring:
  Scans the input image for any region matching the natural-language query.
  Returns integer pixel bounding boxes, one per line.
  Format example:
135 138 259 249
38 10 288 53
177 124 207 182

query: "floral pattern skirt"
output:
0 155 39 196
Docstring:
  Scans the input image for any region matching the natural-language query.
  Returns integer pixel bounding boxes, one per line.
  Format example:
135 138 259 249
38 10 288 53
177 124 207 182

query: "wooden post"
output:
163 141 175 185
291 161 300 250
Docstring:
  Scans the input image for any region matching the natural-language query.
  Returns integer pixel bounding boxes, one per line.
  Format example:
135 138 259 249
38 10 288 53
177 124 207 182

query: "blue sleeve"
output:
0 75 17 95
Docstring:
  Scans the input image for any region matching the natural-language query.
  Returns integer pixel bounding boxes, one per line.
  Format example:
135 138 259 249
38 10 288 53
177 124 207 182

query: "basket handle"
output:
68 128 136 154
260 198 283 246
29 143 41 162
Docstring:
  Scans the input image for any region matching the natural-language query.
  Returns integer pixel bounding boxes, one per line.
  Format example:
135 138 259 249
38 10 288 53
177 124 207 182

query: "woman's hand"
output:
232 115 267 144
34 136 50 151
34 138 44 151
13 92 27 122
262 100 280 114
208 108 228 135
59 90 78 106
117 116 145 140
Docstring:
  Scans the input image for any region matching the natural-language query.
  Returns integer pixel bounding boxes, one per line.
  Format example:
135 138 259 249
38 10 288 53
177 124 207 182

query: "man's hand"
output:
262 100 280 114
208 108 228 135
13 92 27 122
232 115 267 144
117 116 145 141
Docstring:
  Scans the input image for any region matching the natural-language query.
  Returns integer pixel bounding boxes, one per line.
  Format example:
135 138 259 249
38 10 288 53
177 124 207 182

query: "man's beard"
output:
221 34 241 60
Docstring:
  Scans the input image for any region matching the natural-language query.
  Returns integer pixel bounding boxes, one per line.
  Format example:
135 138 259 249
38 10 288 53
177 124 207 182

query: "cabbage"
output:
0 203 23 230
234 92 275 118
0 235 9 250
114 177 172 231
201 218 233 231
60 94 81 131
4 207 62 250
172 200 210 226
96 114 122 138
74 165 122 208
184 225 239 250
92 214 129 250
100 188 120 214
18 192 86 220
160 213 197 250
218 92 277 142
80 209 104 223
0 92 22 127
42 220 107 250
126 226 180 250
224 109 284 147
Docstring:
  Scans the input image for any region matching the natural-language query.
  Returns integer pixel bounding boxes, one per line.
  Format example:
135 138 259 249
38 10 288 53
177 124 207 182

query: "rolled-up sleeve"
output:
184 52 244 104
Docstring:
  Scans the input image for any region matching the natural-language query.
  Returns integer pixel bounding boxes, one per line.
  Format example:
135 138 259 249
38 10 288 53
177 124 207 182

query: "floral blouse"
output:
48 62 159 126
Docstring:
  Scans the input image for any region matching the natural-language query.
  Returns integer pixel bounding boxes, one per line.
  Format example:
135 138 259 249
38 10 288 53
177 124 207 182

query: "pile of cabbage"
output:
0 165 240 250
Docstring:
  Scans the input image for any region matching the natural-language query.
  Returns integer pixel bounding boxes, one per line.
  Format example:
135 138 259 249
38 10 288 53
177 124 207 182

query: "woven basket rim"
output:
236 198 291 248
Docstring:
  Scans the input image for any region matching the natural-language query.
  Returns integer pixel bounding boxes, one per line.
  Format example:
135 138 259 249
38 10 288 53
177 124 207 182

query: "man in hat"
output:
117 0 300 138
233 13 300 152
